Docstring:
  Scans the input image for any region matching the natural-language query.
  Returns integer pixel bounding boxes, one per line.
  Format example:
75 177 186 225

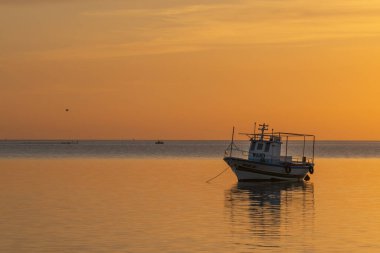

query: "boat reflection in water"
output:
225 182 315 250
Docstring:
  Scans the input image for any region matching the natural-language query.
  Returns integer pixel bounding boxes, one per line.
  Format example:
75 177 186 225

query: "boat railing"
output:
284 156 313 164
226 145 313 165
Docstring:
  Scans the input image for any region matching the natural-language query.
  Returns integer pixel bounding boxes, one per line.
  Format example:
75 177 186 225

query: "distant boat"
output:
155 140 164 144
224 123 315 182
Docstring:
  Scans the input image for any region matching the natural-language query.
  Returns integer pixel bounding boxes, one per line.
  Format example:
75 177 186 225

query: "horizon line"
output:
1 139 380 142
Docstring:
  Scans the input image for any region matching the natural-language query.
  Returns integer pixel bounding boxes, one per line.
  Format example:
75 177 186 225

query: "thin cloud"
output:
82 4 238 17
6 0 380 61
0 0 81 4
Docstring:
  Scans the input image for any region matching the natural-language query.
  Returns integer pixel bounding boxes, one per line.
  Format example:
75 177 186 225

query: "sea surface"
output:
0 141 379 252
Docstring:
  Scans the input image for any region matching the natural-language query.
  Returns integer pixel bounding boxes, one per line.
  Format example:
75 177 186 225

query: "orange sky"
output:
1 0 379 140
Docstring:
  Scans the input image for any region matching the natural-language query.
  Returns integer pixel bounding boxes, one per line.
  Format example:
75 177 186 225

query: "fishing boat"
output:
223 123 315 182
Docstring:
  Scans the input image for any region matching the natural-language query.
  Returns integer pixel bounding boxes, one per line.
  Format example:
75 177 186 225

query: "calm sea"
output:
0 141 379 252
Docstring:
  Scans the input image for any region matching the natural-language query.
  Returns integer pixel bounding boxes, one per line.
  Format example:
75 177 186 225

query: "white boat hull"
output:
224 157 311 182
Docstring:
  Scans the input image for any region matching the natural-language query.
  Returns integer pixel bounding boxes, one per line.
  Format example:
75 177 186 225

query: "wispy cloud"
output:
82 4 235 17
79 1 380 53
6 0 380 61
0 0 82 4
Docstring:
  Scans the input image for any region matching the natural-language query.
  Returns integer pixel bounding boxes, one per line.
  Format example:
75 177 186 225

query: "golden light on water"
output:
1 158 380 251
1 0 380 139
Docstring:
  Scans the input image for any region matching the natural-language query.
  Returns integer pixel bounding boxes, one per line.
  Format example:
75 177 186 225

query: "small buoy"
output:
65 109 69 112
304 174 311 181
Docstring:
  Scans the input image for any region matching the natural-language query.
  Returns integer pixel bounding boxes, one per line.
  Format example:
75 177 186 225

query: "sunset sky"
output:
1 0 379 140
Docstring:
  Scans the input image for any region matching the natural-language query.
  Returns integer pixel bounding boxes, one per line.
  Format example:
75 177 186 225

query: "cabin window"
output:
257 143 263 150
264 143 270 152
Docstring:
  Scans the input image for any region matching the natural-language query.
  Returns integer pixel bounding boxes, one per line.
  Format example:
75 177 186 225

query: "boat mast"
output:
230 126 235 157
312 135 315 163
302 135 306 162
258 123 268 141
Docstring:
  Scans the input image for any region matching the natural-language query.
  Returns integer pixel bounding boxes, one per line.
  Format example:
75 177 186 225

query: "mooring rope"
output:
206 166 229 183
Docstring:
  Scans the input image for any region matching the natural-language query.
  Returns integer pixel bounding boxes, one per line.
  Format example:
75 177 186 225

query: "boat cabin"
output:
242 123 315 165
247 124 282 163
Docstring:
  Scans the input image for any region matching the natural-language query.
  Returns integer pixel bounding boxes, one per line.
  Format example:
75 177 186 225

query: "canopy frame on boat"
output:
238 130 316 164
